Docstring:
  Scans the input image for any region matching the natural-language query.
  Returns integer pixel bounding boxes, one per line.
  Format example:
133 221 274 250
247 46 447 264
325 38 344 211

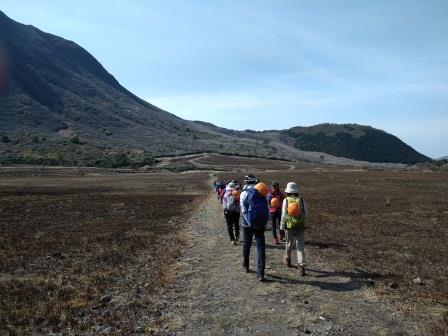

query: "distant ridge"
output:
0 11 430 167
271 123 430 164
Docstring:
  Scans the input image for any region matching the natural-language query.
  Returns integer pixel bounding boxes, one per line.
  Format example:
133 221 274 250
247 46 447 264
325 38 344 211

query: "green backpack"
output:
285 196 305 229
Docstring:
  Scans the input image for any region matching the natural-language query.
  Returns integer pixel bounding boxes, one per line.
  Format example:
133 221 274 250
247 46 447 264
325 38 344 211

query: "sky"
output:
1 0 447 158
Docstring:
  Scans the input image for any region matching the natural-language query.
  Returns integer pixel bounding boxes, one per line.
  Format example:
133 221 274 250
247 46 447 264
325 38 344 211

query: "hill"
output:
0 11 430 166
263 123 430 164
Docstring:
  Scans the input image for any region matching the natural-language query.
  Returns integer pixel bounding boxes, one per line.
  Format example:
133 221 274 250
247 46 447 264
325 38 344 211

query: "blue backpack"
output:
243 187 269 228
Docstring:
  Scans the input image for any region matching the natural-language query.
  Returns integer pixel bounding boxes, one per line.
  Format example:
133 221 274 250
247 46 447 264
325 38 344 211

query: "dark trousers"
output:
225 211 240 241
243 225 266 276
270 211 284 240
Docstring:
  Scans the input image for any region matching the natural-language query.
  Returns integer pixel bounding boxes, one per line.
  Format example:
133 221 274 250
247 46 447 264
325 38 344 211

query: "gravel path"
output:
158 187 421 336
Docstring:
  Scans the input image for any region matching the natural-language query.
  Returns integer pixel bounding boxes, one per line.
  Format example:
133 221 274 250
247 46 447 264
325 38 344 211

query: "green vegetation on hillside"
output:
431 159 448 171
0 140 154 168
282 123 430 164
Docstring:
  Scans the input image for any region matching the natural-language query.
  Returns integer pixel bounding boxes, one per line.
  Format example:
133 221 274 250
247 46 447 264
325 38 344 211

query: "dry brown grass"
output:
0 171 208 335
218 169 448 334
2 166 447 334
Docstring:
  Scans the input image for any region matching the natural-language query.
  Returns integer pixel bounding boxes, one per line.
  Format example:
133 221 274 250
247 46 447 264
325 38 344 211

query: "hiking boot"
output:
257 274 266 282
235 236 239 242
232 240 237 246
283 256 292 268
243 265 249 273
299 265 306 276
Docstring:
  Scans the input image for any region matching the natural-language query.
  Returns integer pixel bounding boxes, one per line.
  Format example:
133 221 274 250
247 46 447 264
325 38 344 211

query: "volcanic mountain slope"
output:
0 10 327 166
0 11 221 162
0 11 430 166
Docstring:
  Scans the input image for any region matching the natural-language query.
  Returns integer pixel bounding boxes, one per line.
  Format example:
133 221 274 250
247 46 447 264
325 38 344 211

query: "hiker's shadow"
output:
265 274 361 292
266 239 346 252
266 268 391 292
306 268 391 280
265 244 285 251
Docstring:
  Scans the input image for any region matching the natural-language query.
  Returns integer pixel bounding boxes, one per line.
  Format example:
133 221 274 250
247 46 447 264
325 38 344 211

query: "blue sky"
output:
2 0 447 158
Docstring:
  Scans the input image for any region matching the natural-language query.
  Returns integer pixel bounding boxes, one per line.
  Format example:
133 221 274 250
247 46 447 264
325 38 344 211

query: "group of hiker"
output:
213 175 308 282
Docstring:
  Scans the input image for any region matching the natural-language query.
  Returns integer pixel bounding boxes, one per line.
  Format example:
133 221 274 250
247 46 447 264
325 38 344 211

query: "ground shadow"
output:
265 273 362 292
265 244 285 251
307 268 394 281
266 240 347 251
305 240 347 250
265 268 393 292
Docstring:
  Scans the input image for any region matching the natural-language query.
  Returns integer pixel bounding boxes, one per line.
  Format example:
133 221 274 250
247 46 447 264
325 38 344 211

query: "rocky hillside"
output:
0 11 429 166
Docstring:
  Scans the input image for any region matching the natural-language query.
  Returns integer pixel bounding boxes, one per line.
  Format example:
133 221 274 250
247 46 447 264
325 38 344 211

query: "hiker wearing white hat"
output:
280 181 308 276
284 182 300 194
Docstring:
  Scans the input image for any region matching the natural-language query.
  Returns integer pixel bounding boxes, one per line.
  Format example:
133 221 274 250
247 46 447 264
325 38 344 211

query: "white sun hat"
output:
285 182 299 194
226 182 237 190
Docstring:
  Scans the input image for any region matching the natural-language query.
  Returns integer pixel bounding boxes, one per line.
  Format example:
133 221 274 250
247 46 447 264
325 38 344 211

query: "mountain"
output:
0 11 215 165
438 156 448 160
0 10 299 166
0 11 430 167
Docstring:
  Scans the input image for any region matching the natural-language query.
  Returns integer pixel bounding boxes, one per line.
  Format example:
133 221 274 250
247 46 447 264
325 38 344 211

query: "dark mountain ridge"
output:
0 11 430 166
275 123 430 164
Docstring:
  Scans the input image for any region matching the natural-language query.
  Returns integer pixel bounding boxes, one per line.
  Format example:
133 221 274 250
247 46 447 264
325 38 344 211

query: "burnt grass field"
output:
0 170 208 335
219 169 448 334
1 166 447 335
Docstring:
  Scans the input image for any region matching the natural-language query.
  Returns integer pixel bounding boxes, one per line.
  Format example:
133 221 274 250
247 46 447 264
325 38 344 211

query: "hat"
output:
244 174 257 184
285 182 299 194
227 182 237 190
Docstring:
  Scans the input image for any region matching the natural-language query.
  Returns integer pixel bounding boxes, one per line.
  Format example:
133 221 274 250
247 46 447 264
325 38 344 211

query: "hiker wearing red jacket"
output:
266 181 285 244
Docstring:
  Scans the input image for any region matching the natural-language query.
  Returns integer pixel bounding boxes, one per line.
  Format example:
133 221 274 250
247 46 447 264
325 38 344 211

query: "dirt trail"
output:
159 182 421 335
